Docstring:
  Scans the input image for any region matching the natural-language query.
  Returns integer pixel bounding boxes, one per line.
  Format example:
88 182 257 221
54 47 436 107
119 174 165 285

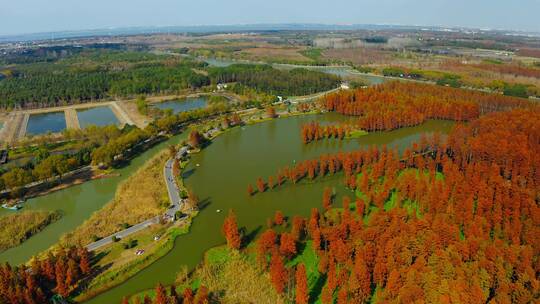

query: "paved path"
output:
85 158 184 251
86 216 160 251
288 87 341 103
164 158 183 218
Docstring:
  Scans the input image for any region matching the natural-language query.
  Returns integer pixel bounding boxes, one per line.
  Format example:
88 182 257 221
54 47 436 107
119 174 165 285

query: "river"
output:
85 114 453 303
0 132 189 265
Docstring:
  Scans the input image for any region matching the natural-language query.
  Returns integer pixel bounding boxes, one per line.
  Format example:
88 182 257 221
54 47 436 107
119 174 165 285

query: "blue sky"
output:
1 0 539 35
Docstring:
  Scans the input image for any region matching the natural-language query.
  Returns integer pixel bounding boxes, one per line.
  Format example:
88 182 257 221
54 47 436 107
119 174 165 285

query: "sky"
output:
1 0 539 36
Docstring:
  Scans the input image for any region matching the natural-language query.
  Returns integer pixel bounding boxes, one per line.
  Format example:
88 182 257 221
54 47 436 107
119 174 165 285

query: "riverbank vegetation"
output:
75 213 197 302
60 150 169 247
0 210 61 252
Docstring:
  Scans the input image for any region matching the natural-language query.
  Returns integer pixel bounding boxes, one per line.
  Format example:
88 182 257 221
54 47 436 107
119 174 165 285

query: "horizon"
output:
2 0 539 37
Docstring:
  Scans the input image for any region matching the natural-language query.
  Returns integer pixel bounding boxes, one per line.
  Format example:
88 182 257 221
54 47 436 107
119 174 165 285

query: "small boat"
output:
2 203 22 211
216 209 221 213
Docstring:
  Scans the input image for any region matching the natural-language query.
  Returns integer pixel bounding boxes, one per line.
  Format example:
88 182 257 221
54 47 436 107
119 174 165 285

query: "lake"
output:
85 114 453 303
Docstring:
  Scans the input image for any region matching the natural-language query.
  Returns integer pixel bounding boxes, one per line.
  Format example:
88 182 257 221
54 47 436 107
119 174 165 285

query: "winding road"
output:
85 158 183 251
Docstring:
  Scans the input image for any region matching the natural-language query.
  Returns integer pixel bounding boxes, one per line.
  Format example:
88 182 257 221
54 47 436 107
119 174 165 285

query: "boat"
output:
1 199 24 211
2 203 22 211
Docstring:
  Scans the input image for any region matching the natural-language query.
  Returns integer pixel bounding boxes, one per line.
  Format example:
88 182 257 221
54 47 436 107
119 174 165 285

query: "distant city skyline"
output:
1 0 539 36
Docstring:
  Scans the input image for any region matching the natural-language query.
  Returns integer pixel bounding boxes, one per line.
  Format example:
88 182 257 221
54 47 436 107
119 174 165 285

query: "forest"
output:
207 64 341 97
0 50 342 108
319 82 531 132
230 108 539 303
0 61 209 108
0 246 93 303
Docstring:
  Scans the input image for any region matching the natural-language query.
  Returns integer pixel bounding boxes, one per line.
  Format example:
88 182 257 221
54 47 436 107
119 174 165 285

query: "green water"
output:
86 114 453 303
0 133 188 265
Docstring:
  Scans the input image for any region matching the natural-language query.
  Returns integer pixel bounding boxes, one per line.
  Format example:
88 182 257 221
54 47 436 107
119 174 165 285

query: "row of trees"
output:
124 284 210 304
240 108 539 303
0 246 93 303
300 121 349 144
320 81 531 131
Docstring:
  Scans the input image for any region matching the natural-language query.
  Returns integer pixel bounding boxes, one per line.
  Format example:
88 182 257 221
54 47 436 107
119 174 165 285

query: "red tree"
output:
222 210 241 249
295 263 309 304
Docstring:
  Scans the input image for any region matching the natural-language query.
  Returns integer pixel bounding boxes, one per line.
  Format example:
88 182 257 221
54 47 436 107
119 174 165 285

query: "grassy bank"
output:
60 150 170 247
74 213 198 302
0 210 61 252
130 245 283 303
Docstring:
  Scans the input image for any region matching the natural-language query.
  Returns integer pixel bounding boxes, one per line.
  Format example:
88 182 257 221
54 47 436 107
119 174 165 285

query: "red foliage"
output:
248 108 540 303
274 210 285 226
269 253 288 294
279 232 297 258
0 246 93 303
222 209 241 249
320 81 529 131
295 264 309 304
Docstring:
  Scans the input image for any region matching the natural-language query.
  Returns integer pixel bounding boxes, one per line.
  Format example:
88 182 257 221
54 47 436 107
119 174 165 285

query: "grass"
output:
60 150 170 246
193 247 283 303
346 129 369 139
288 241 325 303
0 210 61 252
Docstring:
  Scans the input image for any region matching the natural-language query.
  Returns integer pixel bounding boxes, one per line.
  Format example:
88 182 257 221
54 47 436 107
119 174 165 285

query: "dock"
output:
64 108 81 130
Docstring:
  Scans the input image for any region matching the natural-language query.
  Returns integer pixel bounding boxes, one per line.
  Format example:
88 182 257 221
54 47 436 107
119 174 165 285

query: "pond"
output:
77 106 120 128
152 97 208 114
85 114 454 303
26 112 66 135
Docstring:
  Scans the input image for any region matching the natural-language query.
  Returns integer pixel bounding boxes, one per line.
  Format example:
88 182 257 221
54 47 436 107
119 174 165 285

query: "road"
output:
85 158 184 251
164 158 183 218
85 216 160 251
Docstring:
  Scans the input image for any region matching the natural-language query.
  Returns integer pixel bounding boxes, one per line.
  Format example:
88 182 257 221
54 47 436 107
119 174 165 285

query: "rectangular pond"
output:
26 112 66 135
77 106 120 128
153 97 208 114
